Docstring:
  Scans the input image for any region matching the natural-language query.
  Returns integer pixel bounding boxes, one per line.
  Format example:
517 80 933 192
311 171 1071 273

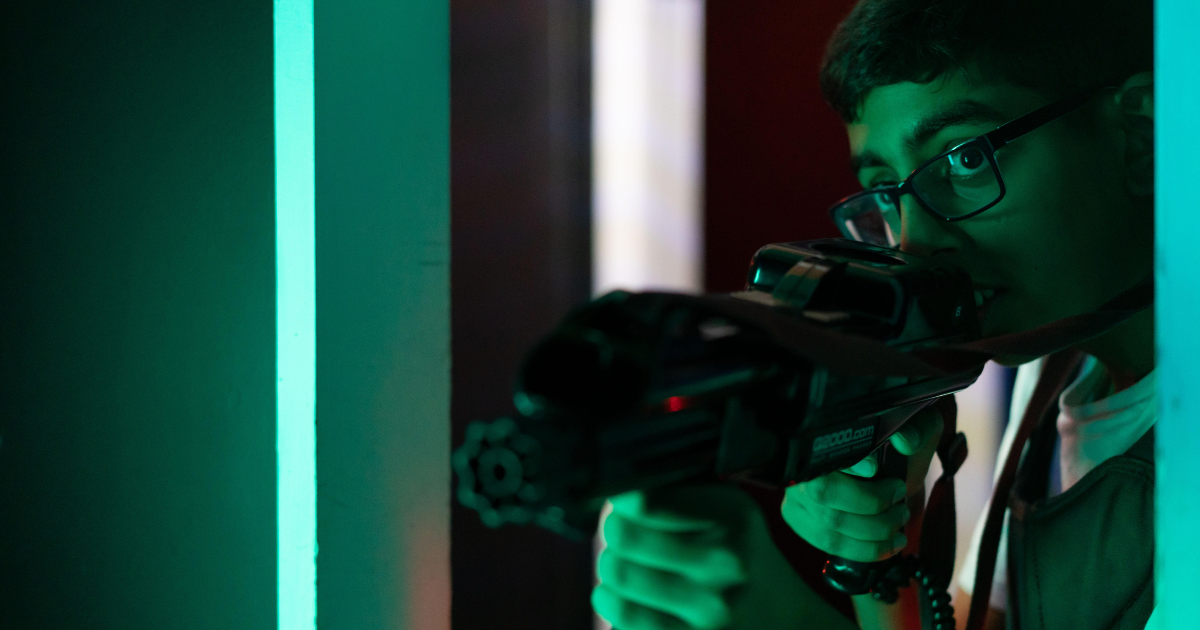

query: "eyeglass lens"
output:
833 191 900 247
911 143 1001 218
833 142 1003 246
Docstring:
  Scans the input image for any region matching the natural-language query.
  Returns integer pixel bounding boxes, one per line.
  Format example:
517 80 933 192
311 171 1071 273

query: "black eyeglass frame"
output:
827 86 1117 228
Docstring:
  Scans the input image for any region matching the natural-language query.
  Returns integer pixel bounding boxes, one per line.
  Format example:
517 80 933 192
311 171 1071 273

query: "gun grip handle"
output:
822 442 909 597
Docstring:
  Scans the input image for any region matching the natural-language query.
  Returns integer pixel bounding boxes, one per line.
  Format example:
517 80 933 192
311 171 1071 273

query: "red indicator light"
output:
665 396 688 412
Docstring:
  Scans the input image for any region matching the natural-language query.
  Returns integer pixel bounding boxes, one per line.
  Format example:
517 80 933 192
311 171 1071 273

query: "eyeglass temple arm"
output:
985 87 1117 150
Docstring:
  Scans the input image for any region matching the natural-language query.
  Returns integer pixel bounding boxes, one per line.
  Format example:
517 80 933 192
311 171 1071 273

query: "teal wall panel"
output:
314 0 451 628
1154 0 1200 626
0 1 276 627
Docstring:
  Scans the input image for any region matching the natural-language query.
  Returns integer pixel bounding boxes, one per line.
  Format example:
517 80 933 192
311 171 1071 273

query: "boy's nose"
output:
899 195 961 258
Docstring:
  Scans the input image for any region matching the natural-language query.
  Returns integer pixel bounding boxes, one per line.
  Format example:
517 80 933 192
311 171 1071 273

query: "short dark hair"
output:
819 0 1153 122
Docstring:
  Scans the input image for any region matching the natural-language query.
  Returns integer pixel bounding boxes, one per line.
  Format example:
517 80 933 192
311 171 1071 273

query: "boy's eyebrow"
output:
849 99 1009 175
904 99 1008 154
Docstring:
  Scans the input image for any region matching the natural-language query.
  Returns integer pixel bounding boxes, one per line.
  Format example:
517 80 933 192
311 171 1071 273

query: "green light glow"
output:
275 0 316 628
1154 1 1200 627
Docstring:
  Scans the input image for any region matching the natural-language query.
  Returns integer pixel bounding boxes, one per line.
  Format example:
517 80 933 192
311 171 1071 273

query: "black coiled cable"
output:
862 555 956 630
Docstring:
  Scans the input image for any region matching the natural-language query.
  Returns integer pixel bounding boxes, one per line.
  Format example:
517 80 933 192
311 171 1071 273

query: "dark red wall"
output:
451 1 594 629
705 0 861 292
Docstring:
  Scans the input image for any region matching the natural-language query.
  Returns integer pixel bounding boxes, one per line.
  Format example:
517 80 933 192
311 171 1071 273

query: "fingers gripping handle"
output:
822 441 911 602
822 396 965 626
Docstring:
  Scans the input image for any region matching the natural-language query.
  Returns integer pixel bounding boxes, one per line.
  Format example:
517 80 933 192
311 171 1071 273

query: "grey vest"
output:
1006 419 1155 630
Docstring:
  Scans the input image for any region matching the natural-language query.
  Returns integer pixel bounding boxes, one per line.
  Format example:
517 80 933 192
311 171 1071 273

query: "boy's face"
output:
846 71 1154 354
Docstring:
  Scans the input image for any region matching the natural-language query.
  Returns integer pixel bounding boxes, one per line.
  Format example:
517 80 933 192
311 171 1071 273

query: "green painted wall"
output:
1 1 451 627
0 1 276 627
314 0 451 628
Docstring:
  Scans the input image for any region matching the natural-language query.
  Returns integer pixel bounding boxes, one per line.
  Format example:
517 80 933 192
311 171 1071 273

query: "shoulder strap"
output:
918 395 967 590
1012 385 1069 504
965 350 1085 630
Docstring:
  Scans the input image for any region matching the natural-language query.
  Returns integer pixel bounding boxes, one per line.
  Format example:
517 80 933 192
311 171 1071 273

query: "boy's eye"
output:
947 147 989 177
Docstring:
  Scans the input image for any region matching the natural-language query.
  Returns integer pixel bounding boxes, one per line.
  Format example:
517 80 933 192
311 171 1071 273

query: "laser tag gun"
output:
454 239 979 534
453 239 991 621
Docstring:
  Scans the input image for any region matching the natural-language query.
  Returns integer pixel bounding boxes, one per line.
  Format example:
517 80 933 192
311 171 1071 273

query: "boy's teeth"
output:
974 289 996 308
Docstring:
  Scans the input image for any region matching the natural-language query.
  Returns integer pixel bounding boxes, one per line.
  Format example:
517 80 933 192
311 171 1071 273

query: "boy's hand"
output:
592 484 853 630
780 408 943 562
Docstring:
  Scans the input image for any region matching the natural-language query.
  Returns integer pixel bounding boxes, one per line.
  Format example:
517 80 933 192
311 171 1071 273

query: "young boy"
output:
591 1 1155 629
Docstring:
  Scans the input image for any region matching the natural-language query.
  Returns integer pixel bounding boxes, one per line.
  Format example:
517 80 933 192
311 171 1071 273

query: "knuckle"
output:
653 571 690 601
817 530 880 563
809 475 838 505
819 505 847 530
864 516 895 541
696 546 745 583
822 531 848 557
808 527 840 556
602 513 626 547
842 538 878 563
654 580 727 629
886 504 908 530
596 551 626 586
592 585 647 630
606 516 644 553
690 596 733 630
625 601 683 630
780 498 812 537
800 476 822 501
591 584 625 626
869 493 893 514
779 498 799 526
867 481 899 512
608 491 644 517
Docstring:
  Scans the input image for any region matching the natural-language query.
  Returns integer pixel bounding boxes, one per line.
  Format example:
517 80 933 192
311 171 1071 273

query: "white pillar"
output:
592 0 706 295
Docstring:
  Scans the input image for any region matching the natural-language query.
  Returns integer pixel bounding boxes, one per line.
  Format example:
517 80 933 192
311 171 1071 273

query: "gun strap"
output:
964 350 1084 630
698 274 1152 379
919 395 968 589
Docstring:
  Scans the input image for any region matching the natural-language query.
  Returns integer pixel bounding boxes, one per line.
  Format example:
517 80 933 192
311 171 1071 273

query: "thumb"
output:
888 407 943 457
888 406 945 501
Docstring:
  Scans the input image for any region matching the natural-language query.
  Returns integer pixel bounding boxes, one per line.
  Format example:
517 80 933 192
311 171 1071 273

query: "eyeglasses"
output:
828 87 1114 248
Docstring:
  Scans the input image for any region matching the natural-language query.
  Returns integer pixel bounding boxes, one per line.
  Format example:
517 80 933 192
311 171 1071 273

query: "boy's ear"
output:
1114 71 1154 197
